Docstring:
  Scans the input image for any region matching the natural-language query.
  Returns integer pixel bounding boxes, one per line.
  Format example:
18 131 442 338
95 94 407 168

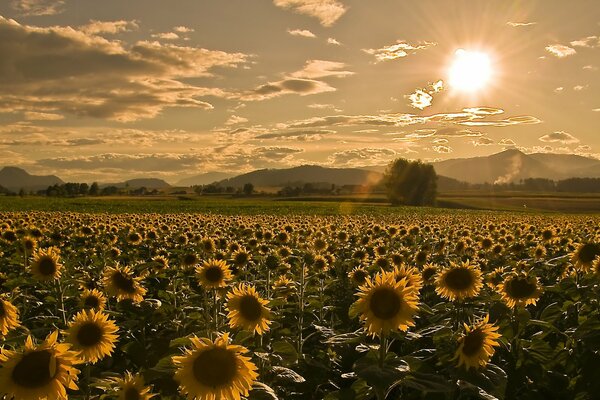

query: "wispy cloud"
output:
506 21 537 27
539 131 579 144
274 0 347 27
570 36 600 48
545 44 576 58
80 20 139 35
290 60 353 79
287 28 317 38
407 80 443 110
11 0 65 16
363 40 436 62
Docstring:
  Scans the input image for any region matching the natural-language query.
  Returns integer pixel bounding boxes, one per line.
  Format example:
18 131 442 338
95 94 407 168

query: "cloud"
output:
290 60 353 79
539 131 579 144
273 0 347 27
363 41 436 62
225 115 248 125
152 32 180 40
254 129 334 141
174 26 194 33
24 111 64 121
408 89 433 110
472 137 495 146
0 17 249 121
499 138 516 146
327 38 341 45
506 21 537 27
11 0 65 16
287 28 316 38
238 78 336 101
545 44 576 58
328 148 409 166
432 145 452 153
80 20 139 35
459 115 541 127
570 36 600 48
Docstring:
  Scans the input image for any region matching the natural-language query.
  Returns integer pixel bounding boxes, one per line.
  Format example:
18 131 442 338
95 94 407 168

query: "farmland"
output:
0 199 598 399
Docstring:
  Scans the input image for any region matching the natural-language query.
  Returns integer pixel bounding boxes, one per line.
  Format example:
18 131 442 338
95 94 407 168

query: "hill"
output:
0 167 64 191
101 179 171 189
217 165 383 188
176 172 235 187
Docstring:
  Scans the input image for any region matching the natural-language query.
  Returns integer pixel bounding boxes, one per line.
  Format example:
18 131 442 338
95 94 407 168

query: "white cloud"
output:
363 41 436 62
539 131 579 144
472 137 495 146
80 20 139 35
570 36 600 48
287 28 316 38
152 32 180 40
408 89 433 110
290 60 353 79
506 21 537 27
225 115 248 125
11 0 65 16
545 44 576 58
174 26 194 33
24 112 64 121
274 0 347 27
432 145 452 153
327 37 341 45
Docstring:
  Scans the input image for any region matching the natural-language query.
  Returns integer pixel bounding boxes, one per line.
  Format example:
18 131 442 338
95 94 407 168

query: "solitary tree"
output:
242 183 254 196
384 158 437 206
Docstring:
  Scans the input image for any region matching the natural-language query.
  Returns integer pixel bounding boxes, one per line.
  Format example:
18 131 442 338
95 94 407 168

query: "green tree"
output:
89 182 99 196
242 183 254 195
384 158 437 206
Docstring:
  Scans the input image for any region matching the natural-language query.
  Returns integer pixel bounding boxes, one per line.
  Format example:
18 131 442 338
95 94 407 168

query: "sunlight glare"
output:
448 49 492 92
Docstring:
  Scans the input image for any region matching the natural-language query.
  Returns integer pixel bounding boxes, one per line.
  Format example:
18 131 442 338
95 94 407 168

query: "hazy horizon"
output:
0 0 598 182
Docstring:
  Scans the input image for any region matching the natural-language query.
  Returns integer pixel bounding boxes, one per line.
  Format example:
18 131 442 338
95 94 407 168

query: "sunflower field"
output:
0 211 599 399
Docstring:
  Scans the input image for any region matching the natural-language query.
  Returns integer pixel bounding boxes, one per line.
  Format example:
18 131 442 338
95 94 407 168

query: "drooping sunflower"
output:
196 259 233 289
435 261 483 302
109 371 155 400
80 288 107 311
352 270 419 337
66 309 119 364
102 264 147 303
455 315 501 370
571 242 600 272
0 298 20 336
498 273 542 308
30 247 63 281
226 284 272 335
172 333 258 400
0 331 80 400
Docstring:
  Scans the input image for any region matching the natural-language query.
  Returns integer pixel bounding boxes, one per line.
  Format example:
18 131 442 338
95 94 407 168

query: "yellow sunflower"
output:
66 309 119 364
571 242 600 272
172 333 258 400
109 372 155 400
0 331 80 400
271 275 296 298
102 264 147 303
393 264 423 293
196 259 233 289
0 298 20 336
435 261 483 302
498 273 542 308
352 270 419 337
455 315 501 370
348 266 369 286
30 247 63 281
226 284 272 335
80 289 107 311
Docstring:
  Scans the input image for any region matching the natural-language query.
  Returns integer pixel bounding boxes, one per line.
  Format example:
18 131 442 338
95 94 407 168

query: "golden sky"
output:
0 0 598 182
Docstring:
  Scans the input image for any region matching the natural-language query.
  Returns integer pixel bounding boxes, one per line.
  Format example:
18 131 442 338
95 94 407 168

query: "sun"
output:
448 49 492 92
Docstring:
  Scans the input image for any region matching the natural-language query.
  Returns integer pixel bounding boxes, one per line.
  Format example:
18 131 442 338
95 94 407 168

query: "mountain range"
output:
2 150 600 192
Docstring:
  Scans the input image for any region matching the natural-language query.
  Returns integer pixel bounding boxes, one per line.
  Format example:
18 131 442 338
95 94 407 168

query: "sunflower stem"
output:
213 288 219 336
85 363 91 400
297 264 306 357
379 333 387 368
55 279 67 326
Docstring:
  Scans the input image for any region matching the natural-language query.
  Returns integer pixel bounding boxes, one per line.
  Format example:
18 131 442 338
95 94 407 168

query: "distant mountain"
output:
176 172 235 187
101 178 171 189
0 167 64 191
432 149 600 184
217 165 383 188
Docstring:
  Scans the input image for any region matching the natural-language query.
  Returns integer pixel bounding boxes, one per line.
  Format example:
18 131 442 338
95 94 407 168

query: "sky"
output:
0 0 598 183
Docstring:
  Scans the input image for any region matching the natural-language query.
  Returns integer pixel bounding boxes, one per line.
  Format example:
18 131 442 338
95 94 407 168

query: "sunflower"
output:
196 259 233 289
80 288 107 311
455 315 501 370
172 333 258 400
352 270 419 337
231 248 251 268
30 247 62 281
0 298 20 336
102 264 147 303
271 275 296 298
435 261 483 302
0 331 80 400
226 284 272 335
498 273 542 308
571 242 600 271
348 266 369 286
109 372 155 400
393 264 423 293
66 309 119 364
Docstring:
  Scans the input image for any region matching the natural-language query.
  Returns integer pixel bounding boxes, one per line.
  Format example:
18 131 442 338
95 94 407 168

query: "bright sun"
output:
448 49 492 92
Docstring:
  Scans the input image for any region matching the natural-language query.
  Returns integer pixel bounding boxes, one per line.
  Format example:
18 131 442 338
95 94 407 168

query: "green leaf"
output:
248 382 279 400
272 340 298 365
402 372 456 393
271 366 306 383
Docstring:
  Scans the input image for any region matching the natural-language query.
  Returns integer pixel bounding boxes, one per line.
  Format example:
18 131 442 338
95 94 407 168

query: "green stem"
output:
379 333 387 368
297 264 305 357
55 280 67 326
85 363 91 400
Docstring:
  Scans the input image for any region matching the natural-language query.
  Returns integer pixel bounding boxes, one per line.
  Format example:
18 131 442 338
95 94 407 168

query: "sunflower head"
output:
272 275 296 298
172 333 258 400
196 259 233 289
30 247 63 281
108 372 155 400
349 266 369 286
66 309 119 364
455 315 501 370
226 284 272 335
0 298 20 336
0 331 80 399
102 265 147 303
80 288 107 311
571 242 600 271
352 270 419 337
392 264 423 293
435 261 483 302
498 273 542 308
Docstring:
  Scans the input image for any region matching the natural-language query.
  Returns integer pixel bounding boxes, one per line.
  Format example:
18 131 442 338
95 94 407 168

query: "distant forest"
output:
438 177 600 193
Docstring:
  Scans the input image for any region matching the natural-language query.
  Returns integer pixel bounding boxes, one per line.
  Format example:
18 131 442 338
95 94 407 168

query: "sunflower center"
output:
577 243 600 263
124 387 141 400
369 287 402 320
443 268 474 291
77 322 104 347
38 257 57 276
183 254 197 266
84 296 100 309
112 272 136 293
192 347 238 388
461 329 486 357
204 266 224 283
239 295 263 322
11 350 56 388
505 277 537 299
